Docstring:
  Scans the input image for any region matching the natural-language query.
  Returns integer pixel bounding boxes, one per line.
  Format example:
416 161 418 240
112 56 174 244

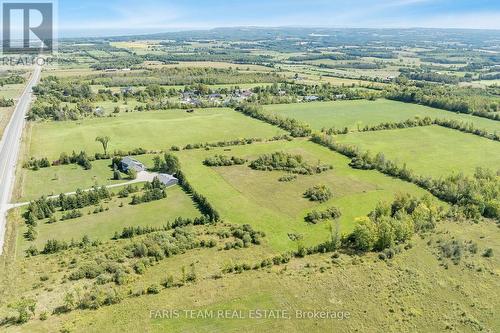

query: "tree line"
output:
311 133 500 220
235 104 312 137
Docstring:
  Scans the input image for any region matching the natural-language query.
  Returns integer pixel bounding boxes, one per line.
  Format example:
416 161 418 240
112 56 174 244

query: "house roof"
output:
121 156 144 167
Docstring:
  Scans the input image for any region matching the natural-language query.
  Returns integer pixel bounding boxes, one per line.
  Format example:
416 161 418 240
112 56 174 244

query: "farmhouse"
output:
158 173 178 187
121 156 146 172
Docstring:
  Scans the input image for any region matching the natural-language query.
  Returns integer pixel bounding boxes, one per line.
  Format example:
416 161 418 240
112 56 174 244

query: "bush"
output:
250 151 331 175
483 248 493 258
305 207 341 224
147 284 161 294
304 185 333 202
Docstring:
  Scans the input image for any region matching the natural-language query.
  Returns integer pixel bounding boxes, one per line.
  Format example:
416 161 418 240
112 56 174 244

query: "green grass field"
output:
18 159 127 201
28 108 285 159
175 139 432 252
336 125 500 178
16 185 200 254
263 99 500 133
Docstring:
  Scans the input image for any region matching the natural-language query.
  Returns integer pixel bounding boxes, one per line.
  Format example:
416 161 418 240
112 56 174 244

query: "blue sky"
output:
55 0 499 36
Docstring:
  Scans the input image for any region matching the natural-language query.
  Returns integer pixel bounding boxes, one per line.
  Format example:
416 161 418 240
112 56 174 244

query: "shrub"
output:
304 185 333 202
147 284 161 294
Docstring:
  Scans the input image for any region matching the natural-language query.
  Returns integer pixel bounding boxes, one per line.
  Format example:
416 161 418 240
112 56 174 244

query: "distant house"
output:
121 156 146 172
208 93 223 100
304 95 319 102
240 90 253 98
158 173 178 187
121 87 133 94
278 90 286 96
334 94 346 100
94 107 104 116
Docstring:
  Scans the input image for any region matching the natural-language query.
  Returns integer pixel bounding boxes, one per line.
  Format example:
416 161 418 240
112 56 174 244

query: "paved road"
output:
0 64 41 255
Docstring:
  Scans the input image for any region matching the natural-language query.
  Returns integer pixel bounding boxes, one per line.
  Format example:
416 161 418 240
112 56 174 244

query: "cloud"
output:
414 11 500 29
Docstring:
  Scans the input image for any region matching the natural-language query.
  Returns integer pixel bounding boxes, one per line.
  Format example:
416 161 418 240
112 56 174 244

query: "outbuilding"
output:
158 173 178 187
121 156 146 172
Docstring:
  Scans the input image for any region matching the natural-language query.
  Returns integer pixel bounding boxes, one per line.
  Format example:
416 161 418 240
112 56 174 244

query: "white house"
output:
158 173 178 187
121 156 146 172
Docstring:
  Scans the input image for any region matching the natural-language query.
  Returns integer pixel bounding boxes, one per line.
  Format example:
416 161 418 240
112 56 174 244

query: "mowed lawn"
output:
177 139 432 252
337 125 500 178
18 159 126 201
28 108 286 159
16 186 201 254
263 99 500 133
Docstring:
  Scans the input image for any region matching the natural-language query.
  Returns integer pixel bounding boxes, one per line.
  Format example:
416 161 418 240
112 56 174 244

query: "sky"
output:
52 0 500 37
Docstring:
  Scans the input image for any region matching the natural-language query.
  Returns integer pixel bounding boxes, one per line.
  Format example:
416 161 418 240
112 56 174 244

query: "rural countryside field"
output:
0 9 499 333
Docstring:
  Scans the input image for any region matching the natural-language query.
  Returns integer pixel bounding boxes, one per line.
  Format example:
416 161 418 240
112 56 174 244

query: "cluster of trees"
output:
434 118 500 142
57 187 111 211
97 67 281 88
287 53 356 62
386 84 500 121
143 52 274 65
56 151 93 169
26 235 101 256
117 185 139 198
203 155 247 167
350 153 500 219
23 186 110 241
152 153 181 174
23 157 51 170
61 210 83 221
130 178 167 205
0 74 25 86
28 100 97 121
236 104 312 137
347 195 439 252
220 224 265 250
278 174 297 182
360 117 434 132
183 135 291 150
304 185 333 203
114 216 213 240
33 76 93 101
0 97 14 107
249 151 332 175
319 62 384 70
247 82 372 104
347 116 499 142
305 207 342 224
312 133 500 220
90 56 143 70
401 71 461 84
160 153 220 222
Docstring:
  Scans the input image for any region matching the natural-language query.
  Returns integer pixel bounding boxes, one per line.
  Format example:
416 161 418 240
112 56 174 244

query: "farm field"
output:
15 185 200 254
336 125 500 178
18 159 126 201
263 99 500 133
1 26 499 333
175 139 433 252
28 108 286 159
